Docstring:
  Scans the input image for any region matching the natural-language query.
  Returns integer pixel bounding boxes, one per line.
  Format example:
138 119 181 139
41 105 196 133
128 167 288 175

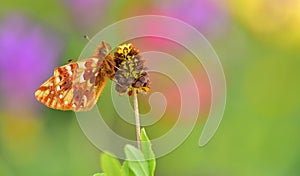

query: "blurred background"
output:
0 0 300 175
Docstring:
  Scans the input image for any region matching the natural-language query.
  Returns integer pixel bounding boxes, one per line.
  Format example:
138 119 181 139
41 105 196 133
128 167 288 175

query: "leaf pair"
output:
93 129 156 176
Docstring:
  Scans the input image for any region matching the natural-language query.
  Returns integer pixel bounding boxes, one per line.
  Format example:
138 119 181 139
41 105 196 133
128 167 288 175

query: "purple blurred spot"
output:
159 0 230 39
0 14 63 112
63 0 108 31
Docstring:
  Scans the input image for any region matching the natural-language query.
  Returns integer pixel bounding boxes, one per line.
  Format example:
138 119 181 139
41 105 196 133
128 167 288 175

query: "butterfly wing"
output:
71 57 107 111
35 57 106 111
35 41 112 111
35 62 77 110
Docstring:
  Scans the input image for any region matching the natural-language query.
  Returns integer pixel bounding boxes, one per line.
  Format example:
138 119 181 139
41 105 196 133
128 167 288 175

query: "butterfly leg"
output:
67 58 77 64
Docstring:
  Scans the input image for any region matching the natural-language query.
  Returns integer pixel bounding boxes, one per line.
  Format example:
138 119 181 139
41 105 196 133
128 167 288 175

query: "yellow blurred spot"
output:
228 0 300 48
0 112 42 161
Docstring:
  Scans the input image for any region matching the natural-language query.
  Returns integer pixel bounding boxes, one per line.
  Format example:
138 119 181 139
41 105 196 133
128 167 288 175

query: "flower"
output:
0 14 63 113
114 43 151 95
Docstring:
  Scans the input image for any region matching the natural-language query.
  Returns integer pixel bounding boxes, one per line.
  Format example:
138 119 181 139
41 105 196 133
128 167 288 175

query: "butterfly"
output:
35 41 116 111
35 40 151 112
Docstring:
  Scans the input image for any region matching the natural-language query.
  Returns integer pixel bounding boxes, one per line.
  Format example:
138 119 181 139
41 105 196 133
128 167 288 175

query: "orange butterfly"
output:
35 41 115 111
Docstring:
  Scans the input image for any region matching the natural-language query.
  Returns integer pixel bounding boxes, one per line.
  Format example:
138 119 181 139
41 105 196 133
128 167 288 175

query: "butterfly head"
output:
94 41 111 59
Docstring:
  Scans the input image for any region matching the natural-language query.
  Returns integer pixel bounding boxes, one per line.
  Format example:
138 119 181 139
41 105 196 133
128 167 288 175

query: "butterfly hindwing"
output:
35 58 108 111
35 41 113 111
35 63 77 110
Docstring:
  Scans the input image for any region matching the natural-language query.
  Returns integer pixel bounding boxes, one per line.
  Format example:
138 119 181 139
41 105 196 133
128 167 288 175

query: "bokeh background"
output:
1 0 300 175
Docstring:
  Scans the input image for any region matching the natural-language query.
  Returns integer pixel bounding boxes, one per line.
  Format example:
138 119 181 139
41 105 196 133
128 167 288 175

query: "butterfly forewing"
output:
71 57 107 111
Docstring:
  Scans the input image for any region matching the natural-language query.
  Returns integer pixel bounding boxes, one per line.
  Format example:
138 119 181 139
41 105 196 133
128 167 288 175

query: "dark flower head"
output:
114 43 150 95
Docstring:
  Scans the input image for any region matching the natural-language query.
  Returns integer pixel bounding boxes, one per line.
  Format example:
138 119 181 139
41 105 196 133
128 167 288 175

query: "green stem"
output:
133 89 141 150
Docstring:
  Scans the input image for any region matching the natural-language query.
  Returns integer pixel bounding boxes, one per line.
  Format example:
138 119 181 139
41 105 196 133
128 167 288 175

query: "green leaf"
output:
124 144 149 176
93 173 106 176
140 128 156 176
101 152 122 176
121 161 135 176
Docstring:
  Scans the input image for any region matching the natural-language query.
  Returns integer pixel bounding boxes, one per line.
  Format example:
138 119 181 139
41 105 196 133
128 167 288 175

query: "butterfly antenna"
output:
84 34 91 41
83 34 99 48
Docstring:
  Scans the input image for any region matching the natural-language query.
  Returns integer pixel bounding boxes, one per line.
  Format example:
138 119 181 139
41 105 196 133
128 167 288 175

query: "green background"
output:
0 0 299 175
